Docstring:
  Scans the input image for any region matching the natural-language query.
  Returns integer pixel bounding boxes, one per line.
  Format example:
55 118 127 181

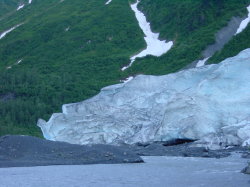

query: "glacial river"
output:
0 155 249 187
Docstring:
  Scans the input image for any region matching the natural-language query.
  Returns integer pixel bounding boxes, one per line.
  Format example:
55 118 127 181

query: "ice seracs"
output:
0 24 23 40
122 0 173 71
235 5 250 35
38 48 250 149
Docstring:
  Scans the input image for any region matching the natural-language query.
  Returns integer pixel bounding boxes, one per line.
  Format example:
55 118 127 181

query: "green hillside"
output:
0 0 250 136
127 0 250 75
0 0 20 17
208 24 250 63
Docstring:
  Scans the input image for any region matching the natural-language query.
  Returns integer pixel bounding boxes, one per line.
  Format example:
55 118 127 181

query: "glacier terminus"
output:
38 49 250 149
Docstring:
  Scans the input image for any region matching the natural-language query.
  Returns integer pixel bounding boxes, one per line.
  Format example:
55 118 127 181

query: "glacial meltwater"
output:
0 155 249 187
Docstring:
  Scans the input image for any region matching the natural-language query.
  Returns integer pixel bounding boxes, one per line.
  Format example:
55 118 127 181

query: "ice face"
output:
38 48 250 148
235 5 250 35
122 0 173 71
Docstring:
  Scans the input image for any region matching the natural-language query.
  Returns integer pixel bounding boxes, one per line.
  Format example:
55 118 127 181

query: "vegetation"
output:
0 0 249 136
0 0 145 136
208 24 250 63
127 0 250 75
0 0 21 17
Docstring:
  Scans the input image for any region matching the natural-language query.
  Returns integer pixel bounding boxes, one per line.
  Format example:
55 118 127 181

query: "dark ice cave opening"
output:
161 139 196 146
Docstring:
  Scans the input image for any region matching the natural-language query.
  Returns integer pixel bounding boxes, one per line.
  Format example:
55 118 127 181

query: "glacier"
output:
38 48 250 149
122 0 173 71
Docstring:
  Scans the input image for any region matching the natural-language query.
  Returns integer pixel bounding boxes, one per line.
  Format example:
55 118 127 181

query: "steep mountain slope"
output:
0 0 145 136
128 0 250 74
0 0 40 20
209 5 250 63
0 0 250 136
0 0 22 17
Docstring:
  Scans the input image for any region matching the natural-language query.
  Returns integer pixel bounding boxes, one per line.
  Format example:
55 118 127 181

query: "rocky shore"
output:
0 135 143 168
0 135 249 169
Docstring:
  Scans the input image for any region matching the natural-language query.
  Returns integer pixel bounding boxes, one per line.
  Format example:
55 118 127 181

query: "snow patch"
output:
65 27 70 32
5 59 23 70
196 57 210 67
16 59 22 64
105 0 112 5
235 5 250 35
122 0 173 71
17 4 25 11
0 24 23 40
120 76 134 83
29 0 33 4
